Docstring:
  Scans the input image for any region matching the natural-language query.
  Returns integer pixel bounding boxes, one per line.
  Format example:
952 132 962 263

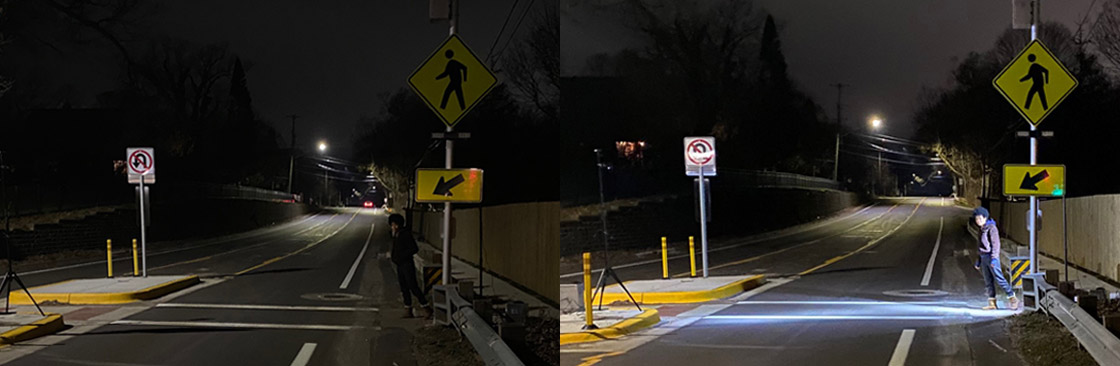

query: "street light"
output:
870 116 884 196
318 141 328 206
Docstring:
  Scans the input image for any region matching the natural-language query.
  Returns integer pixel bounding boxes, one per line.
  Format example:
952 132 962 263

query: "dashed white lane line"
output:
290 343 317 366
109 319 365 331
155 303 379 312
921 217 944 286
341 223 376 289
888 329 916 366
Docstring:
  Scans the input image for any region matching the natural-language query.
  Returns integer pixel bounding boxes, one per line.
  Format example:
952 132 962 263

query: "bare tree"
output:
500 4 559 122
620 0 761 135
1094 0 1120 71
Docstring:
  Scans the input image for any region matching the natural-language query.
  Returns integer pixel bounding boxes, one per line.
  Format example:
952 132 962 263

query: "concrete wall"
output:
989 194 1120 282
413 202 560 304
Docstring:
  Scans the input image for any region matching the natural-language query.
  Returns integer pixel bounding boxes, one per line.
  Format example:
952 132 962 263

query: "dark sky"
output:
561 0 1099 137
152 0 533 157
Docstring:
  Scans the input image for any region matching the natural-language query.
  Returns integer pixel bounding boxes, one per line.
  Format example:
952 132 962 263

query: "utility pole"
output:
831 83 848 182
286 114 299 194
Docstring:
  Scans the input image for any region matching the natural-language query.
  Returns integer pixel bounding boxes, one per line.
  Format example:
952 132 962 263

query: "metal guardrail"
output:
1037 282 1120 365
433 284 524 366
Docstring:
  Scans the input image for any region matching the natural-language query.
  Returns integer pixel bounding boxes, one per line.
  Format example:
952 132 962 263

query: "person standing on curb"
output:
384 213 433 319
973 207 1020 311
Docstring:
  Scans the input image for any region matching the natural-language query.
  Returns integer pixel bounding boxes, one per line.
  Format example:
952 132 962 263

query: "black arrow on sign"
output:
433 174 465 196
1019 170 1050 190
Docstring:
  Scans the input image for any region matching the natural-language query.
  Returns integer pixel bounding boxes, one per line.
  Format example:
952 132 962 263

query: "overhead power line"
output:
840 150 946 166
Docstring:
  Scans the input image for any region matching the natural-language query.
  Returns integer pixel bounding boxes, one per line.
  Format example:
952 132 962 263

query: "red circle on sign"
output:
686 139 714 165
128 150 153 175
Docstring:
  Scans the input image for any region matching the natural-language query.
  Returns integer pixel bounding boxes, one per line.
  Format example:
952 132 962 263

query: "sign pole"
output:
1028 0 1039 275
441 0 457 286
139 174 147 278
699 165 709 278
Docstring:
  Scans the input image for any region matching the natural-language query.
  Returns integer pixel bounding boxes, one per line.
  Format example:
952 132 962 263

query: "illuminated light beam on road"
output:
703 315 948 321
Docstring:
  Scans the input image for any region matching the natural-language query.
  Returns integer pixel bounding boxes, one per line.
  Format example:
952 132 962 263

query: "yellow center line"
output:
671 204 901 278
798 198 926 276
577 351 626 366
146 213 339 273
234 211 360 276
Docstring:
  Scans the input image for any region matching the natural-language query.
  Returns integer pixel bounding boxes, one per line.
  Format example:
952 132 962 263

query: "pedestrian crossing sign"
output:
993 39 1078 127
408 34 498 129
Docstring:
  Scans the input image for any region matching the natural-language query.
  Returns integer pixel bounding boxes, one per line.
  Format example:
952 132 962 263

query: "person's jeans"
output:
395 260 428 307
980 254 1014 298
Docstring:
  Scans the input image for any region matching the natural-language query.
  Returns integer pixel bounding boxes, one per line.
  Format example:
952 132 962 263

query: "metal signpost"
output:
684 137 716 278
410 0 497 285
126 148 155 277
993 0 1077 275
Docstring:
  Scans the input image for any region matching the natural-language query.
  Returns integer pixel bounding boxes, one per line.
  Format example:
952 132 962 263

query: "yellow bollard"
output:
661 237 669 279
132 239 139 276
583 252 594 328
689 236 697 277
106 239 113 278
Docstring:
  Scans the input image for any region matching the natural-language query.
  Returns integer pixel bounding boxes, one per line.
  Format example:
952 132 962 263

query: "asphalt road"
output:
562 197 1028 366
0 208 430 366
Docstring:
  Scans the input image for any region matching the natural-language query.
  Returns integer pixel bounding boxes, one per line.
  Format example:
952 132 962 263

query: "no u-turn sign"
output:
684 136 716 177
126 147 155 184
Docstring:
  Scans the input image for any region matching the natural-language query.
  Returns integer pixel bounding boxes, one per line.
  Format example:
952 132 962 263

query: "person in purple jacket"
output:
973 207 1020 310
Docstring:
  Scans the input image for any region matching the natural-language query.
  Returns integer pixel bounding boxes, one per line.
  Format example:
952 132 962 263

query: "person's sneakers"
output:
402 306 415 318
983 298 998 310
1009 295 1021 310
420 304 433 320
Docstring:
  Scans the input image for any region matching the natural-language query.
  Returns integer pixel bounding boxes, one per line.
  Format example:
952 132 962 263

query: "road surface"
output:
562 197 1026 366
0 208 430 366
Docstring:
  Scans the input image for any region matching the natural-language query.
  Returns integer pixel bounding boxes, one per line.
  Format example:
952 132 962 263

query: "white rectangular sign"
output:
126 147 155 184
684 136 716 177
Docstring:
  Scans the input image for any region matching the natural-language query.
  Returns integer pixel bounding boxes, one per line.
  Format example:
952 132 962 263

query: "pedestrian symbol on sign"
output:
1020 54 1049 110
437 50 467 110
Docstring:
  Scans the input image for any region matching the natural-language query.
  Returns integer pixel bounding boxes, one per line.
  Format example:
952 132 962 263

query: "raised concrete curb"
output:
0 313 64 345
595 275 765 305
559 309 660 345
10 275 200 305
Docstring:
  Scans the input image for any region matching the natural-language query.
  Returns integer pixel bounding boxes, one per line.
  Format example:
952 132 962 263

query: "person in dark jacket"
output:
973 207 1020 310
386 214 432 318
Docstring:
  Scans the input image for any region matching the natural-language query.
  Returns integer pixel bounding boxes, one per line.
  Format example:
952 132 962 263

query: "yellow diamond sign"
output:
408 35 498 129
1003 164 1066 197
993 40 1078 127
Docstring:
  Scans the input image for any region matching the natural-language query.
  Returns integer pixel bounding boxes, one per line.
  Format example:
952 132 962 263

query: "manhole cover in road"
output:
302 293 364 302
882 289 949 297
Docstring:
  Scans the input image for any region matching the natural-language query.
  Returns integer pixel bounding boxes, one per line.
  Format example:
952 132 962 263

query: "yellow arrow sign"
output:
993 40 1078 127
1003 164 1065 197
408 35 498 129
416 168 483 203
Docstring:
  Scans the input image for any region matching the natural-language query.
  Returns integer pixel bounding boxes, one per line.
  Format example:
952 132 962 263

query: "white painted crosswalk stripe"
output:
155 303 379 312
110 319 370 331
290 343 317 366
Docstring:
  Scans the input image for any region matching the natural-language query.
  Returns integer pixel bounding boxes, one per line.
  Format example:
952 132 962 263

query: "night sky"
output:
14 0 1100 146
561 0 1099 137
154 0 536 157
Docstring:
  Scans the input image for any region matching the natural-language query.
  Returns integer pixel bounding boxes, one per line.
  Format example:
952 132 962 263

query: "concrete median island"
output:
593 275 765 305
9 275 200 305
